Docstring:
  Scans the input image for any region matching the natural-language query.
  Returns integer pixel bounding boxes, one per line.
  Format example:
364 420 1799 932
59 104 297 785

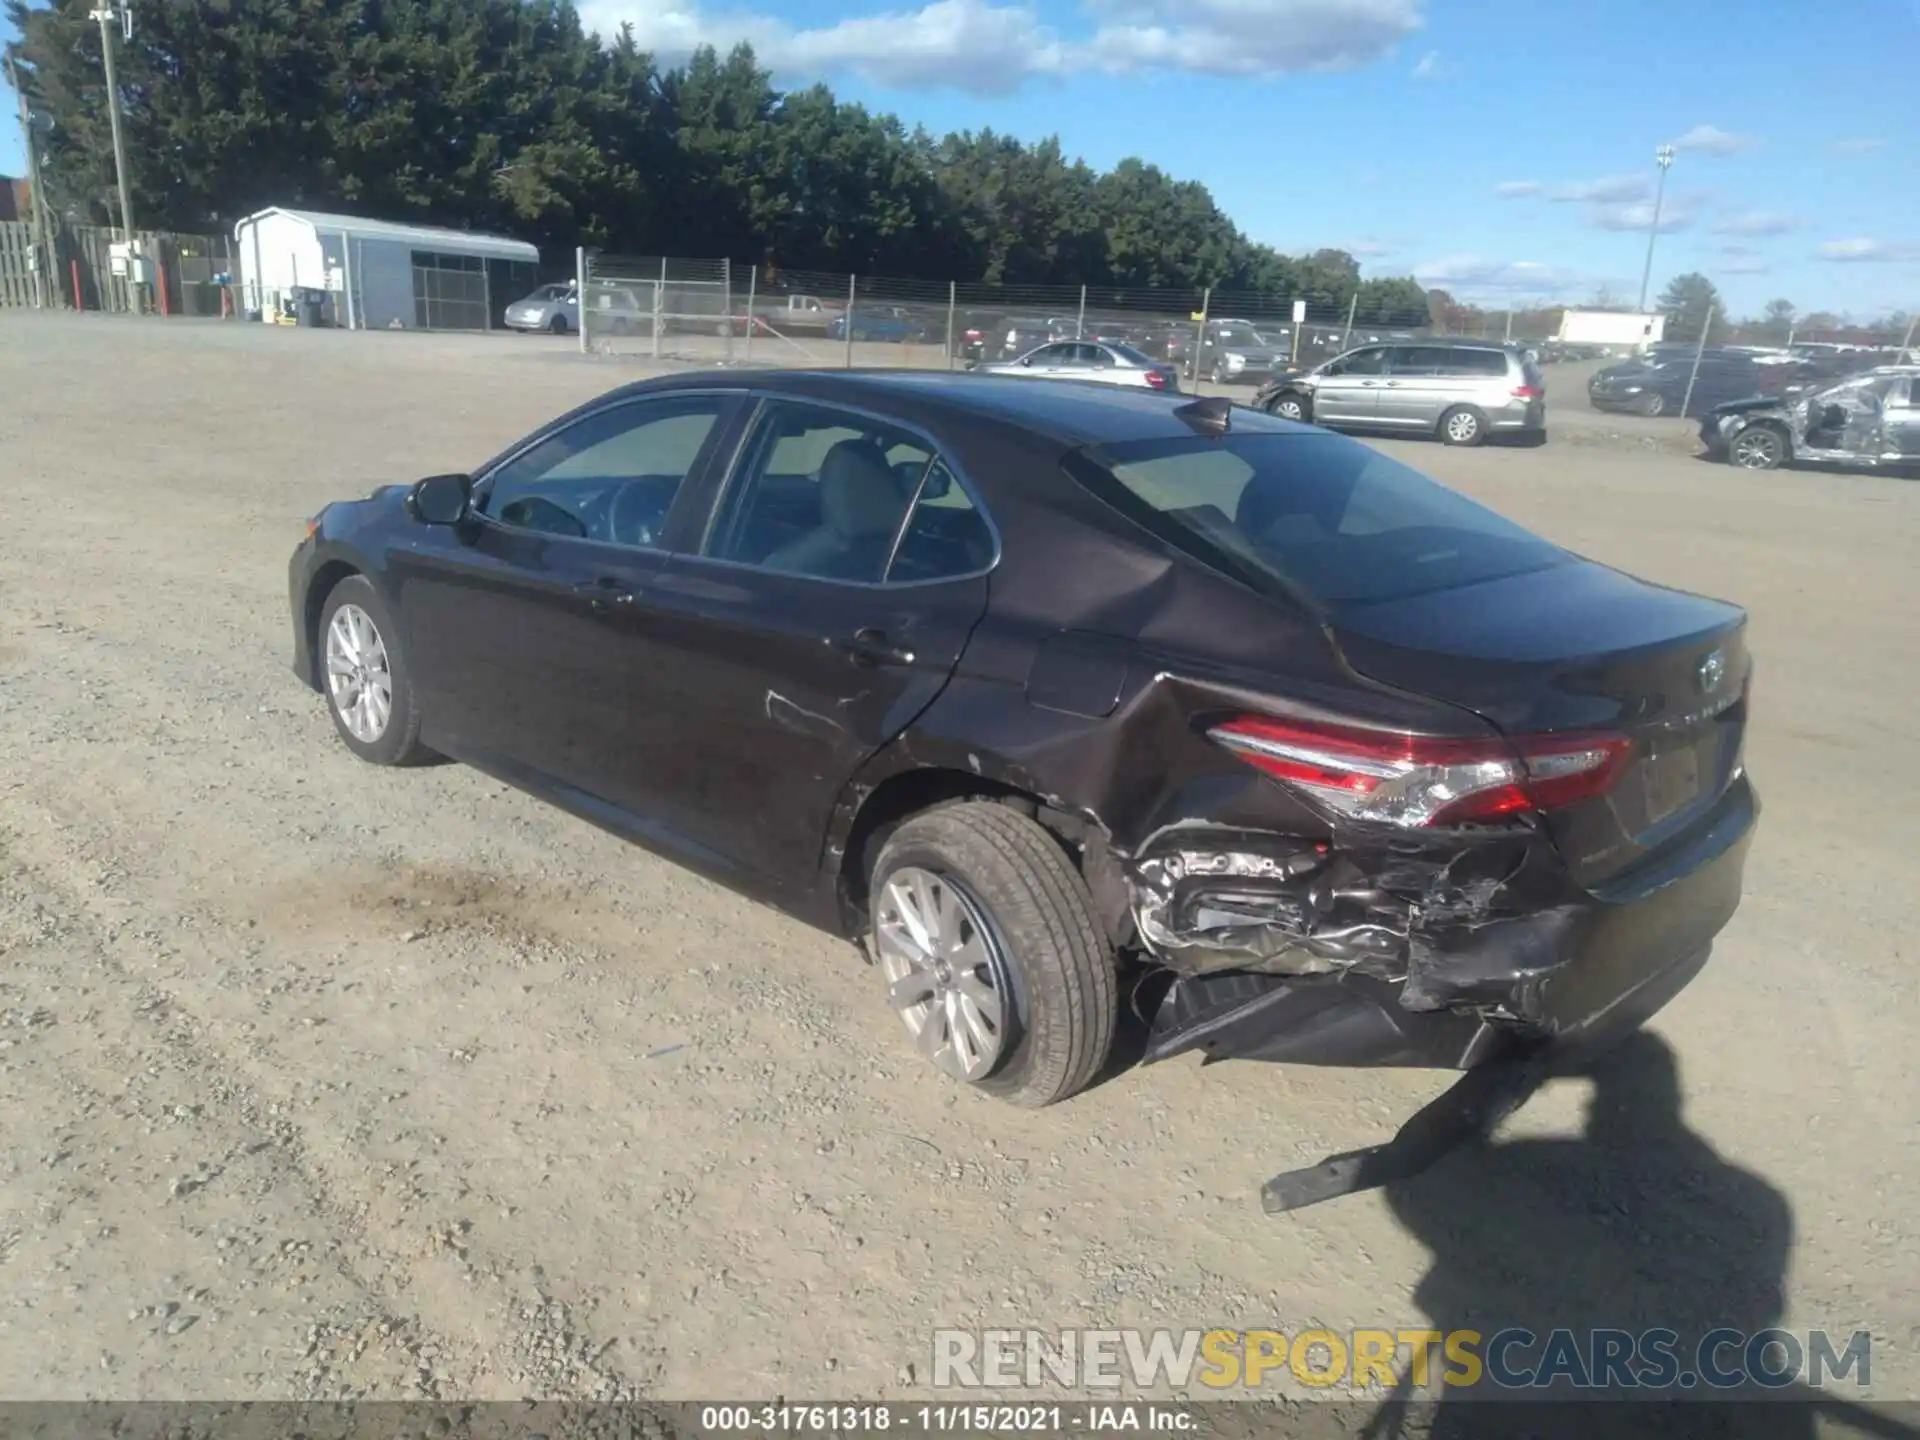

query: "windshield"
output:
1069 431 1570 607
1215 327 1268 347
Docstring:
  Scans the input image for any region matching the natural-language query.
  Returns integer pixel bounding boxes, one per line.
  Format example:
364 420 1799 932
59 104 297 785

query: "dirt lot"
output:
1 313 1916 1407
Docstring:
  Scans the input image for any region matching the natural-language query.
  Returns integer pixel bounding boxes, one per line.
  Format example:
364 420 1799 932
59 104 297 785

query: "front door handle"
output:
836 627 915 667
574 578 637 615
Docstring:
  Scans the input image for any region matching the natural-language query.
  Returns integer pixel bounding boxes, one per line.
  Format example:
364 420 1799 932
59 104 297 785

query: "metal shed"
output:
233 207 540 330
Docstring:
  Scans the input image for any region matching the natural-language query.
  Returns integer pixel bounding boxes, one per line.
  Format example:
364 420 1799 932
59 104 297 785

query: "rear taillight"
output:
1512 385 1544 399
1207 715 1630 828
1145 370 1168 389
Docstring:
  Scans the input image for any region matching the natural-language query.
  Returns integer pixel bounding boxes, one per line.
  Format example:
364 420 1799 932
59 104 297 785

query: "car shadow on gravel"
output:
1356 1030 1912 1440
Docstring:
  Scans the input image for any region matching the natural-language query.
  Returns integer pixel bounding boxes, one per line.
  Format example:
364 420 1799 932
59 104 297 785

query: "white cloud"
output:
1670 124 1757 156
1832 137 1886 154
582 0 1064 92
1412 255 1588 298
1711 211 1803 237
1816 238 1920 264
1409 48 1442 77
1082 0 1424 79
1588 199 1694 233
584 0 1424 91
1494 180 1542 199
1549 175 1650 204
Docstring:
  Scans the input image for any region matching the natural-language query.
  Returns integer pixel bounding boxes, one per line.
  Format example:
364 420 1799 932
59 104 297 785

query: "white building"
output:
233 207 540 330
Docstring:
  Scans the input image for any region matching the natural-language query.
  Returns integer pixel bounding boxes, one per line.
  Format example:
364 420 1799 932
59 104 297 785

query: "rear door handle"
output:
574 578 637 615
836 627 915 667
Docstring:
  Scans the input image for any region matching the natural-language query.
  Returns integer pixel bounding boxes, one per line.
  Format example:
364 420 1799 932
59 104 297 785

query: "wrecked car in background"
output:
289 372 1757 1210
1702 365 1920 472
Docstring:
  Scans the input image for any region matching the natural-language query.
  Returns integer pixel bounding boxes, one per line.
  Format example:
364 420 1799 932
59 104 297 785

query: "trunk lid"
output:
1329 560 1750 886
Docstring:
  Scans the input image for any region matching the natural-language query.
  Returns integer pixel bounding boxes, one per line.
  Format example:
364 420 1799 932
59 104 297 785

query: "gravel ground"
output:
1 313 1915 1409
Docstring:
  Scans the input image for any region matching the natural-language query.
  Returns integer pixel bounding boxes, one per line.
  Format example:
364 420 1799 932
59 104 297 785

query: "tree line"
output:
3 0 1432 321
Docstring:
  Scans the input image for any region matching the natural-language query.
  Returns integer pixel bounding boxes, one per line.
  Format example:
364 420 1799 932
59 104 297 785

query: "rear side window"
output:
1449 348 1510 376
1067 433 1569 607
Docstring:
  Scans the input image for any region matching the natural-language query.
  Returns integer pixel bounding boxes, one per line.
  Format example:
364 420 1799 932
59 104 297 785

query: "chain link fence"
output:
577 252 1439 391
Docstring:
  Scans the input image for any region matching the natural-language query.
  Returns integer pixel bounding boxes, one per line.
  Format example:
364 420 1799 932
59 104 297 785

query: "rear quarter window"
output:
1067 432 1569 607
1450 349 1511 376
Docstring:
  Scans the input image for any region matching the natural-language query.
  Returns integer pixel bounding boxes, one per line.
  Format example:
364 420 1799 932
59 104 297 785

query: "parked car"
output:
504 282 580 334
971 340 1180 391
1700 366 1920 472
289 371 1756 1190
1199 323 1293 385
829 306 929 343
951 311 1009 362
578 284 650 338
1253 340 1546 445
997 317 1055 359
1587 354 1769 418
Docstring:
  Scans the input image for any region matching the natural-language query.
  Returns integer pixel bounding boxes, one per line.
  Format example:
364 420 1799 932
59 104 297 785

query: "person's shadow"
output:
1360 1030 1909 1440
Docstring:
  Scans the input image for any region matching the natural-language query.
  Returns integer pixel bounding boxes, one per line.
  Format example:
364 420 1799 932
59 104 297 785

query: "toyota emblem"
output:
1697 649 1726 693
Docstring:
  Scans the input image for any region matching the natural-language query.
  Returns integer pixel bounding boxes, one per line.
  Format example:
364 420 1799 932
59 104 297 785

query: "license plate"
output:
1641 745 1702 826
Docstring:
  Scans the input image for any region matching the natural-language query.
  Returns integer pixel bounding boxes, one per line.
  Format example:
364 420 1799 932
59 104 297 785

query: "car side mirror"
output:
408 473 473 526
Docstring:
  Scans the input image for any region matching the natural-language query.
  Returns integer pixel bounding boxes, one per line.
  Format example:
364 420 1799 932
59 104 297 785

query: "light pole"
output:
1636 143 1675 313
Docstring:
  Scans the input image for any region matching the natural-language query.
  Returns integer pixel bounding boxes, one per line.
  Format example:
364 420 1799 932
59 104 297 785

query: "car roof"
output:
624 368 1305 447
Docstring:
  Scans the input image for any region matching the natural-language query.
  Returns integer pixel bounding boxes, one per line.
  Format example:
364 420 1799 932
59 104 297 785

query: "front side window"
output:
707 402 995 584
481 397 726 548
1324 347 1387 377
1068 430 1568 608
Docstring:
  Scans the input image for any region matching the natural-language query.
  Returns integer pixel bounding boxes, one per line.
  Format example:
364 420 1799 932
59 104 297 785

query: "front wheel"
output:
318 576 434 766
1268 392 1309 421
1730 425 1788 470
1635 391 1668 418
1439 405 1488 447
870 802 1116 1108
548 314 570 335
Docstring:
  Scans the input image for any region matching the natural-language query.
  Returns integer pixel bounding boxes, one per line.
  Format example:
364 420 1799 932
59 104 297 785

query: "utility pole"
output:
89 2 136 242
7 56 58 308
1636 143 1675 314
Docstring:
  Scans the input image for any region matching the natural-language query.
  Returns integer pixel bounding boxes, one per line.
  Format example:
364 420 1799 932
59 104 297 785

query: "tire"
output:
316 575 434 767
1635 391 1668 418
1439 405 1488 447
870 802 1116 1108
547 315 570 335
1268 392 1309 422
1729 424 1788 471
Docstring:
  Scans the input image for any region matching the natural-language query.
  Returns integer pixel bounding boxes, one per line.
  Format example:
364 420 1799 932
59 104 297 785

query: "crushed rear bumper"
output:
1142 776 1756 1071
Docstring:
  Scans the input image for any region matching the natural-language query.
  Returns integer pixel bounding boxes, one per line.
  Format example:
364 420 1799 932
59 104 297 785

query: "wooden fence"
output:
0 219 232 315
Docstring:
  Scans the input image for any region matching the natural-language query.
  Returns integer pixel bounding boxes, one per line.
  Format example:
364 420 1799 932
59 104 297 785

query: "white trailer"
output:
1557 308 1665 351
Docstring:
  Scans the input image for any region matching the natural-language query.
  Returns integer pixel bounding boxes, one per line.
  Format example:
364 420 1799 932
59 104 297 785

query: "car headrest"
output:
820 440 907 539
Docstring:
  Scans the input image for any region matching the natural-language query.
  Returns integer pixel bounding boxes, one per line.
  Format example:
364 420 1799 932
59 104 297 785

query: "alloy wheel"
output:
1274 396 1306 420
1446 410 1481 443
874 866 1011 1083
325 603 394 744
1731 429 1782 469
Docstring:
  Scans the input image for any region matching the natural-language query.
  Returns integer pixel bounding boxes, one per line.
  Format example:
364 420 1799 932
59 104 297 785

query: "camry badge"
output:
1697 649 1726 693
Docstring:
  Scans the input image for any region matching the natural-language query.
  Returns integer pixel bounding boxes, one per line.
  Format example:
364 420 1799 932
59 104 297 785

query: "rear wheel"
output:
1268 392 1309 421
1635 391 1668 418
547 314 570 335
1730 424 1788 470
318 576 433 767
870 802 1116 1108
1439 405 1488 447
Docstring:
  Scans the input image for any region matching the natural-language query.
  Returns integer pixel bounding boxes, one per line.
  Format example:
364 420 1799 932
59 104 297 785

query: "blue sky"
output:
7 0 1918 317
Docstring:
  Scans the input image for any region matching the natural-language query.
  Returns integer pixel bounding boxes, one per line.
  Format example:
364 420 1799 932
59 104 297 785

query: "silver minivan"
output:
1255 340 1546 445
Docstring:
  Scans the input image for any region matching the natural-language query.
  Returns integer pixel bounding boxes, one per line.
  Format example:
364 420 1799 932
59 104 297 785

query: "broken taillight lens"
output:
1207 714 1631 828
